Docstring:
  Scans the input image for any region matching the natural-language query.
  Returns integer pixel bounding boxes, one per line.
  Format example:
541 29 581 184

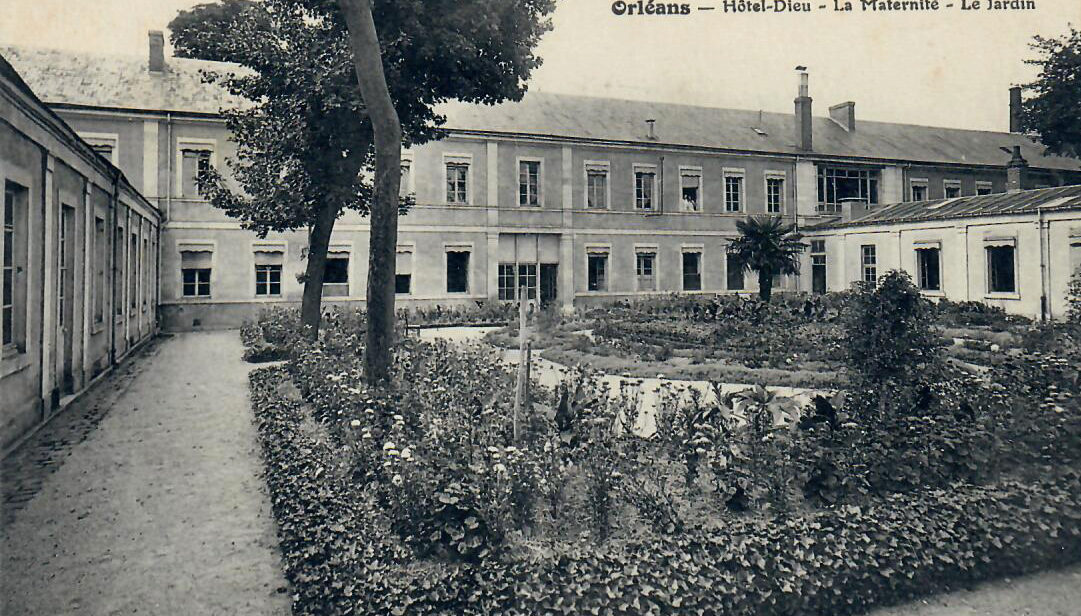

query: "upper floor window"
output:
910 179 928 202
943 180 962 199
818 166 878 213
585 163 609 209
724 172 744 213
634 166 656 211
766 175 785 214
445 161 469 205
976 181 994 196
180 148 213 198
680 168 702 212
80 133 120 166
518 160 541 207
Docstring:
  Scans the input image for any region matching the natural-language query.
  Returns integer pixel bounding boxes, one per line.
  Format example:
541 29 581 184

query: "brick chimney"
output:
1008 86 1022 133
148 30 165 72
794 68 812 151
1006 145 1028 192
829 101 855 132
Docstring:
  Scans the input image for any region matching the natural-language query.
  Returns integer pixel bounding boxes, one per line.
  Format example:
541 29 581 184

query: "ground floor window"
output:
916 247 941 291
446 250 470 293
726 252 745 291
181 250 212 297
255 264 282 296
396 249 413 295
861 244 877 284
682 251 702 291
986 245 1016 293
323 254 350 297
636 252 656 291
3 182 28 350
587 253 608 292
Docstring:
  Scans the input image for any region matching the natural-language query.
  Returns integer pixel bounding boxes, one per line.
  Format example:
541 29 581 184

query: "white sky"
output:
1 0 1078 131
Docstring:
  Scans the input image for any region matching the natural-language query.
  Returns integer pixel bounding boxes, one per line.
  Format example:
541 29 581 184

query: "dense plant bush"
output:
251 365 1081 616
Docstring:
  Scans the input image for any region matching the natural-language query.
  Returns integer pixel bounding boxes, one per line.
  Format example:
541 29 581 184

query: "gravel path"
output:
1 331 291 616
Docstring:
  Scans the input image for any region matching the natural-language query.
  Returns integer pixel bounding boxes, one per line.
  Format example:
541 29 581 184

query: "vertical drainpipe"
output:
658 155 664 213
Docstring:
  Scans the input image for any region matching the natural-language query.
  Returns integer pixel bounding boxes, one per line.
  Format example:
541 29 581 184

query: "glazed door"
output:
57 206 76 394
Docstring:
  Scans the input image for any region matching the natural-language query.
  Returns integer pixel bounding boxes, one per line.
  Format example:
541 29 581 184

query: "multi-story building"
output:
0 54 160 452
4 32 1080 329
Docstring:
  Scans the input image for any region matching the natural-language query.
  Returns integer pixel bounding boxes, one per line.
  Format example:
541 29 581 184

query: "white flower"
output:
401 447 412 460
493 463 507 474
990 344 1001 352
383 441 396 451
392 474 403 486
349 419 361 428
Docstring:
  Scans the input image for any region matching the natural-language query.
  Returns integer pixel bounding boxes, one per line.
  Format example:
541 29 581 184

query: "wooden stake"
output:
513 285 528 442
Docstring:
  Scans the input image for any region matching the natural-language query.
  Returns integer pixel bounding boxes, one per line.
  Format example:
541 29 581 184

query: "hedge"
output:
251 366 1081 616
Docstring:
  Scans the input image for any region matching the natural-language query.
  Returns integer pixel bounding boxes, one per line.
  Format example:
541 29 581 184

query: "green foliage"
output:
251 364 1081 615
1067 264 1081 324
725 216 807 302
844 270 942 397
1021 26 1081 158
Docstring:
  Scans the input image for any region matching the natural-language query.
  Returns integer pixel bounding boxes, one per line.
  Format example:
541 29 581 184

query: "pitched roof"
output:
0 45 249 115
436 92 1081 171
810 185 1081 230
2 43 1079 172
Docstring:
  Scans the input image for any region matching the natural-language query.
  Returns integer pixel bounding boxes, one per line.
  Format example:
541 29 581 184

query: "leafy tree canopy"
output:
168 0 555 235
1021 26 1081 159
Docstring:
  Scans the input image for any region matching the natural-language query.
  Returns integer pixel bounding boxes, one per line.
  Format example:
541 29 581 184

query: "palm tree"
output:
726 216 807 303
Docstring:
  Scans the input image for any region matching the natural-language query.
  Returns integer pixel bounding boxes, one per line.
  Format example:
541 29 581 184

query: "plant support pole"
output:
513 285 528 442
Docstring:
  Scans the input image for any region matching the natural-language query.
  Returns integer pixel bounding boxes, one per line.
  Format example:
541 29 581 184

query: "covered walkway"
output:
1 331 291 615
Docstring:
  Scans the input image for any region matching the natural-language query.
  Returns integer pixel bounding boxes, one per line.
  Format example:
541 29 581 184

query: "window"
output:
587 252 608 291
181 250 212 297
130 232 138 312
497 263 541 301
446 250 470 293
142 237 150 309
986 244 1016 294
400 160 413 197
680 169 702 212
254 250 284 296
115 227 125 314
976 181 994 196
94 217 106 323
518 263 538 300
818 167 879 212
916 247 941 291
518 160 541 207
90 142 116 164
395 248 412 295
445 162 469 204
634 167 656 211
181 148 213 198
80 133 119 165
636 251 656 291
682 251 702 291
498 264 516 301
726 252 745 291
810 240 826 295
724 173 744 212
766 176 785 214
324 254 350 297
3 183 28 351
944 180 962 199
910 181 928 202
861 244 877 284
586 163 609 209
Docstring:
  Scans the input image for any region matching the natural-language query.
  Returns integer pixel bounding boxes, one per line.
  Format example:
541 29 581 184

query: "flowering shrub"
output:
251 365 1081 616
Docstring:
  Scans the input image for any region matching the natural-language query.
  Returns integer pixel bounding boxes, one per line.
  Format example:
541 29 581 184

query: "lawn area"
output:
241 273 1081 615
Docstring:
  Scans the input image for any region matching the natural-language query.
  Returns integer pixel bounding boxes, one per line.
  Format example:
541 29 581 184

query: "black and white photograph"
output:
2 0 1081 614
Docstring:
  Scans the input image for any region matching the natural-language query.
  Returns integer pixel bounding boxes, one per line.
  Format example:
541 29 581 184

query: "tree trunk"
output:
338 0 403 384
758 268 773 303
300 201 340 339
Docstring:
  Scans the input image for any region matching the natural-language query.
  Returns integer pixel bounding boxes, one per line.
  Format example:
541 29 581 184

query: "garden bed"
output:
251 364 1081 615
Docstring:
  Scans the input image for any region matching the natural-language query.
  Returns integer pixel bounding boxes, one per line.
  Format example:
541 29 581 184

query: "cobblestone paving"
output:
0 331 291 616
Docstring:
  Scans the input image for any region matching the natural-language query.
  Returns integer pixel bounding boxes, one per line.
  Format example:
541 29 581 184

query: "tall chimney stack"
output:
148 30 165 73
1006 145 1028 192
1008 86 1022 133
794 67 812 151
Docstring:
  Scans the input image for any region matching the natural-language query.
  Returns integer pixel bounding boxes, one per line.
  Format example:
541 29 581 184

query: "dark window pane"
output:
324 257 349 284
395 274 411 294
447 251 469 293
